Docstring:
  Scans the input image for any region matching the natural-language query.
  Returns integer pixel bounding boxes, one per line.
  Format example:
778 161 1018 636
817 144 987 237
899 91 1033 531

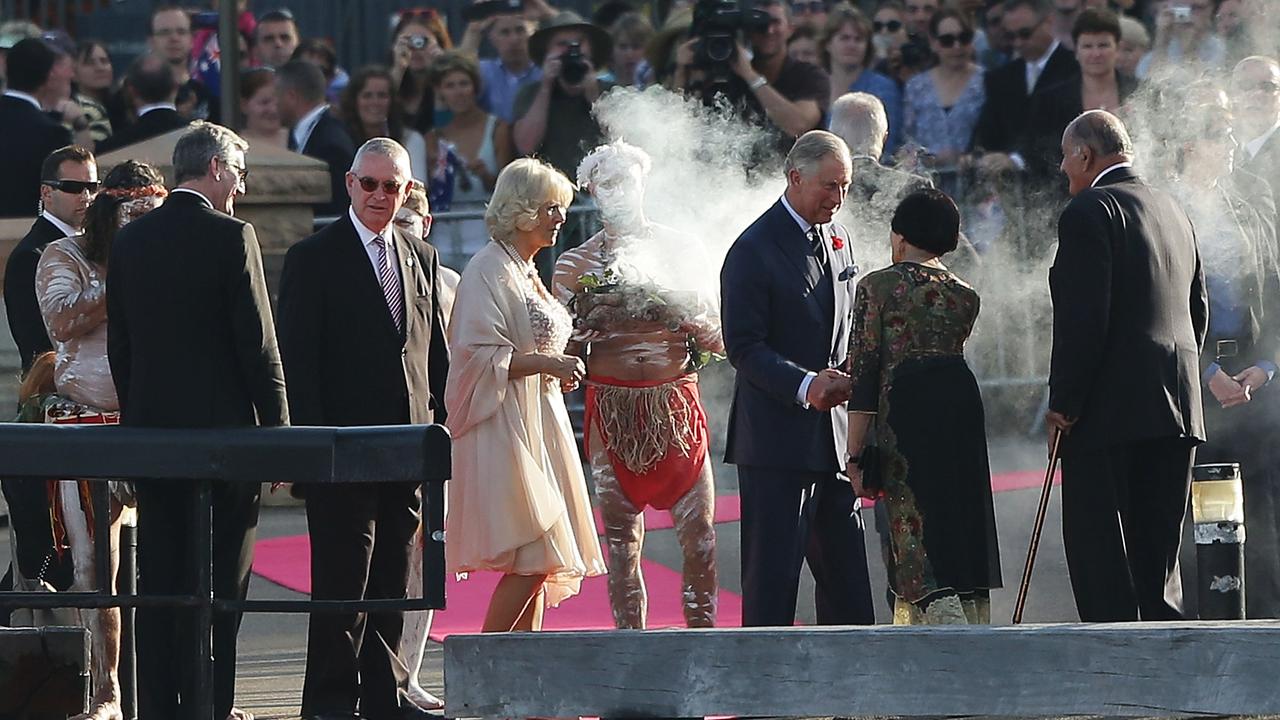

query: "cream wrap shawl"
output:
443 242 604 606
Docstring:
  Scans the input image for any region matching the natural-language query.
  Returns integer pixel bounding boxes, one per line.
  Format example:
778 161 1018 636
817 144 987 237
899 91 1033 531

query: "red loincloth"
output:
584 374 709 511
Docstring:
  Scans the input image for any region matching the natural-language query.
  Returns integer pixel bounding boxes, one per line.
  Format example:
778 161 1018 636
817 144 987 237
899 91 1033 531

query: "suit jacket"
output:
107 191 288 428
1241 129 1280 225
1022 72 1140 187
97 107 189 154
721 200 858 473
0 95 73 218
276 213 449 429
294 109 356 218
4 217 67 370
972 45 1078 154
1048 166 1208 454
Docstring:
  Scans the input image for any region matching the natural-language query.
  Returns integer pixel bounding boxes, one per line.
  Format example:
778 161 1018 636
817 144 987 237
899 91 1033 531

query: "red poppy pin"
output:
831 234 845 251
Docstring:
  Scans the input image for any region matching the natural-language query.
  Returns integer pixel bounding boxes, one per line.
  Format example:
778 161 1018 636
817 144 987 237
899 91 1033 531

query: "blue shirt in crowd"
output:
479 58 543 123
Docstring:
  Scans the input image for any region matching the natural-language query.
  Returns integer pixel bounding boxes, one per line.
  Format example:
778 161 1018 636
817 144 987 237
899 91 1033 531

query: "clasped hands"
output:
806 367 852 412
1209 366 1268 409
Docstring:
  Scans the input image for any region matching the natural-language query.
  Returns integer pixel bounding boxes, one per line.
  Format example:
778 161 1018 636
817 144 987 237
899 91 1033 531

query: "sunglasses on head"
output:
43 179 100 194
936 30 974 47
355 176 404 194
790 0 825 13
1005 26 1037 40
873 19 903 32
1240 80 1280 94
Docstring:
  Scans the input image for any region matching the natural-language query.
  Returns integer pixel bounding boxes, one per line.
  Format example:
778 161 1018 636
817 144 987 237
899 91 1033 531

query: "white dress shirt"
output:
3 89 42 111
40 210 79 239
780 193 821 407
136 102 178 118
291 104 329 152
1025 40 1060 94
1091 161 1133 188
1244 120 1280 162
348 206 401 296
171 187 215 209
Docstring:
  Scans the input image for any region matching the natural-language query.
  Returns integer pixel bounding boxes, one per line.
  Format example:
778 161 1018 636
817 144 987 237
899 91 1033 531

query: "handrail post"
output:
194 478 215 719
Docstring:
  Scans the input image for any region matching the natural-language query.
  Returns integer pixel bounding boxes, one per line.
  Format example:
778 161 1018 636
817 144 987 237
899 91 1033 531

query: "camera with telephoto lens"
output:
559 41 590 84
690 0 772 84
407 35 429 49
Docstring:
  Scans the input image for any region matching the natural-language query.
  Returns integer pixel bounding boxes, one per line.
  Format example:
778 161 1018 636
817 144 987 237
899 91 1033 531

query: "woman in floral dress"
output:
845 188 1001 625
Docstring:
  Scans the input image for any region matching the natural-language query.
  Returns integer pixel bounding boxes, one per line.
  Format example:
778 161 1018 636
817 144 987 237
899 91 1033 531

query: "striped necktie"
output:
373 234 404 333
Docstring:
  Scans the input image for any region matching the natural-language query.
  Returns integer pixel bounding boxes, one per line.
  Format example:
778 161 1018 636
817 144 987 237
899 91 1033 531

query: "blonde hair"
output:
485 158 576 243
403 179 429 216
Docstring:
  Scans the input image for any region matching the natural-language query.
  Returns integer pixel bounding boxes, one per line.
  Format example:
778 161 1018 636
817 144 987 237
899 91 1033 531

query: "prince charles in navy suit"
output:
720 130 875 626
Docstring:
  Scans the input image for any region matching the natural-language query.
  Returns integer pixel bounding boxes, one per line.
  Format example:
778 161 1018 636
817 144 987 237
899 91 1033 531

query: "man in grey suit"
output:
720 130 875 627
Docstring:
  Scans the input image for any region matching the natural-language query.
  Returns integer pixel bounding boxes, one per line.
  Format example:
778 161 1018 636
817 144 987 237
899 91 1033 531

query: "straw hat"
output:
529 11 613 68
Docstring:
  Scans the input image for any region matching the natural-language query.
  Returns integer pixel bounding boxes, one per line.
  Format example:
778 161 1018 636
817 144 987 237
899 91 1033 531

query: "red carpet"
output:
252 470 1051 636
253 534 743 639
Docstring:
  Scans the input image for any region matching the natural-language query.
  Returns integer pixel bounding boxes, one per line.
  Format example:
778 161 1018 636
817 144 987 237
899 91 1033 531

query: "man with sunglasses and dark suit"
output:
0 38 74 218
278 137 449 720
974 0 1078 163
0 144 96 624
277 59 356 219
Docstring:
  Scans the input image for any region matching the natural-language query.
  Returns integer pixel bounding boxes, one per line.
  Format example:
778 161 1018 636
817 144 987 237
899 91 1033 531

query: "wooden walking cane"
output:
1012 426 1064 624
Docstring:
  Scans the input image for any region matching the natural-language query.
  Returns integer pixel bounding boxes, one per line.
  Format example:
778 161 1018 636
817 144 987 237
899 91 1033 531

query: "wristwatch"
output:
748 75 768 91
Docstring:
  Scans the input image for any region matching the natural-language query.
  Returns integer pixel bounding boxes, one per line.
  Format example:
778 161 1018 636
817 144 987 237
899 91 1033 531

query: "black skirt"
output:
880 355 1003 604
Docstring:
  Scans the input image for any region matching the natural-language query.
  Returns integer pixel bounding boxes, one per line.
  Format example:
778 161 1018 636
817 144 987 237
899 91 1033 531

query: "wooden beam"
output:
0 627 89 719
444 621 1280 718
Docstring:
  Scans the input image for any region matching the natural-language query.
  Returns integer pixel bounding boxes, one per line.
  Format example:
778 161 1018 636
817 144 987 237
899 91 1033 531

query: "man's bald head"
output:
829 92 890 159
1231 55 1280 139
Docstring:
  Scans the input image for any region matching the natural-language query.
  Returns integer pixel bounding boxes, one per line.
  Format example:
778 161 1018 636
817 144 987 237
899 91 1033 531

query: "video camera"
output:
690 0 772 85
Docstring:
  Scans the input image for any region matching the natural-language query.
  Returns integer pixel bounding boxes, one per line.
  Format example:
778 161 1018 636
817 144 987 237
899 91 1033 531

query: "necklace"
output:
498 238 535 275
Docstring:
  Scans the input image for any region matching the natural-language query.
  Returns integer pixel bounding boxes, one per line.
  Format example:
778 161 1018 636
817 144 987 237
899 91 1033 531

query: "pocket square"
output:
838 263 859 282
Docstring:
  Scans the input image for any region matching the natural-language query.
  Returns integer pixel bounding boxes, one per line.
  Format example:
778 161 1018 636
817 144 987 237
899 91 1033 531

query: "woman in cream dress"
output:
445 158 605 632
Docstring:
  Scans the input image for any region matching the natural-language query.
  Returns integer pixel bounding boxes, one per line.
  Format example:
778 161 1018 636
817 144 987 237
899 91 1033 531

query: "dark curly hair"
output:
83 160 166 266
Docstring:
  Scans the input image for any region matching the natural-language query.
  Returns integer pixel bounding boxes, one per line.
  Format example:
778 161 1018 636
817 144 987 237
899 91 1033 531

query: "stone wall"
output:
0 129 331 411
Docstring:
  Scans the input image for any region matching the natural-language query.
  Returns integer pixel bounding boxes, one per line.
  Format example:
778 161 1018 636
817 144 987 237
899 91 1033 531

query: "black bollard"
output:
1192 463 1246 620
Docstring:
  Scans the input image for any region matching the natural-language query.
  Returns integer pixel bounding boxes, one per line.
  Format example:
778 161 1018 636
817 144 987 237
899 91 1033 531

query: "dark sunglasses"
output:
936 30 975 47
43 179 100 194
1005 26 1037 40
355 176 404 194
790 0 825 13
873 19 903 32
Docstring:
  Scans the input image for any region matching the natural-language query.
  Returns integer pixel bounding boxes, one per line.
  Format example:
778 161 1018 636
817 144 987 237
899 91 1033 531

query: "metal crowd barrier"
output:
0 423 450 720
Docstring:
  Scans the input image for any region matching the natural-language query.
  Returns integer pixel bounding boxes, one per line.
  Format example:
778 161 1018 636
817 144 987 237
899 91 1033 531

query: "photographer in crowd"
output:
458 0 543 123
512 12 613 179
671 0 829 146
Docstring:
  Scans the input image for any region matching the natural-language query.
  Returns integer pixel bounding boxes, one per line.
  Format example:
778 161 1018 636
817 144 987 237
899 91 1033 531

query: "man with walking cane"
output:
1045 110 1208 622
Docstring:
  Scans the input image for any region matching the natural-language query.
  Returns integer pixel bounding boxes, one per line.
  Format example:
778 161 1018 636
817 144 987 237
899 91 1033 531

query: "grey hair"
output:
576 140 652 189
784 130 851 178
829 92 889 159
172 121 249 184
1063 109 1134 161
351 137 412 177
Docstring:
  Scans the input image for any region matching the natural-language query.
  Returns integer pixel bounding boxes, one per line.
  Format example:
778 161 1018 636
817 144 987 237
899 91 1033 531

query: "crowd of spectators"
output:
0 0 1269 268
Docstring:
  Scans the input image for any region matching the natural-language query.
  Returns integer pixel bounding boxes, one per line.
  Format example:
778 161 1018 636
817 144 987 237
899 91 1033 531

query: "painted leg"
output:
670 461 717 627
590 434 647 629
399 530 443 710
63 483 124 720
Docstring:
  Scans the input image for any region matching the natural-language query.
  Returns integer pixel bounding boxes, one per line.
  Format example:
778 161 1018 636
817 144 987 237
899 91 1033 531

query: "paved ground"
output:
2 435 1082 720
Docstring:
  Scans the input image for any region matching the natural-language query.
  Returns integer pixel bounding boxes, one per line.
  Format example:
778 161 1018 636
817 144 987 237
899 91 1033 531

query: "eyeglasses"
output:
42 179 100 194
224 161 249 184
873 19 904 32
790 1 825 14
936 30 975 47
355 176 404 194
1005 26 1037 40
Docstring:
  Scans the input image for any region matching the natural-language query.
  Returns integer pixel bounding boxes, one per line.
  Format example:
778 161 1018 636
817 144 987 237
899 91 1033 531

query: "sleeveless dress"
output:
433 115 499 271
